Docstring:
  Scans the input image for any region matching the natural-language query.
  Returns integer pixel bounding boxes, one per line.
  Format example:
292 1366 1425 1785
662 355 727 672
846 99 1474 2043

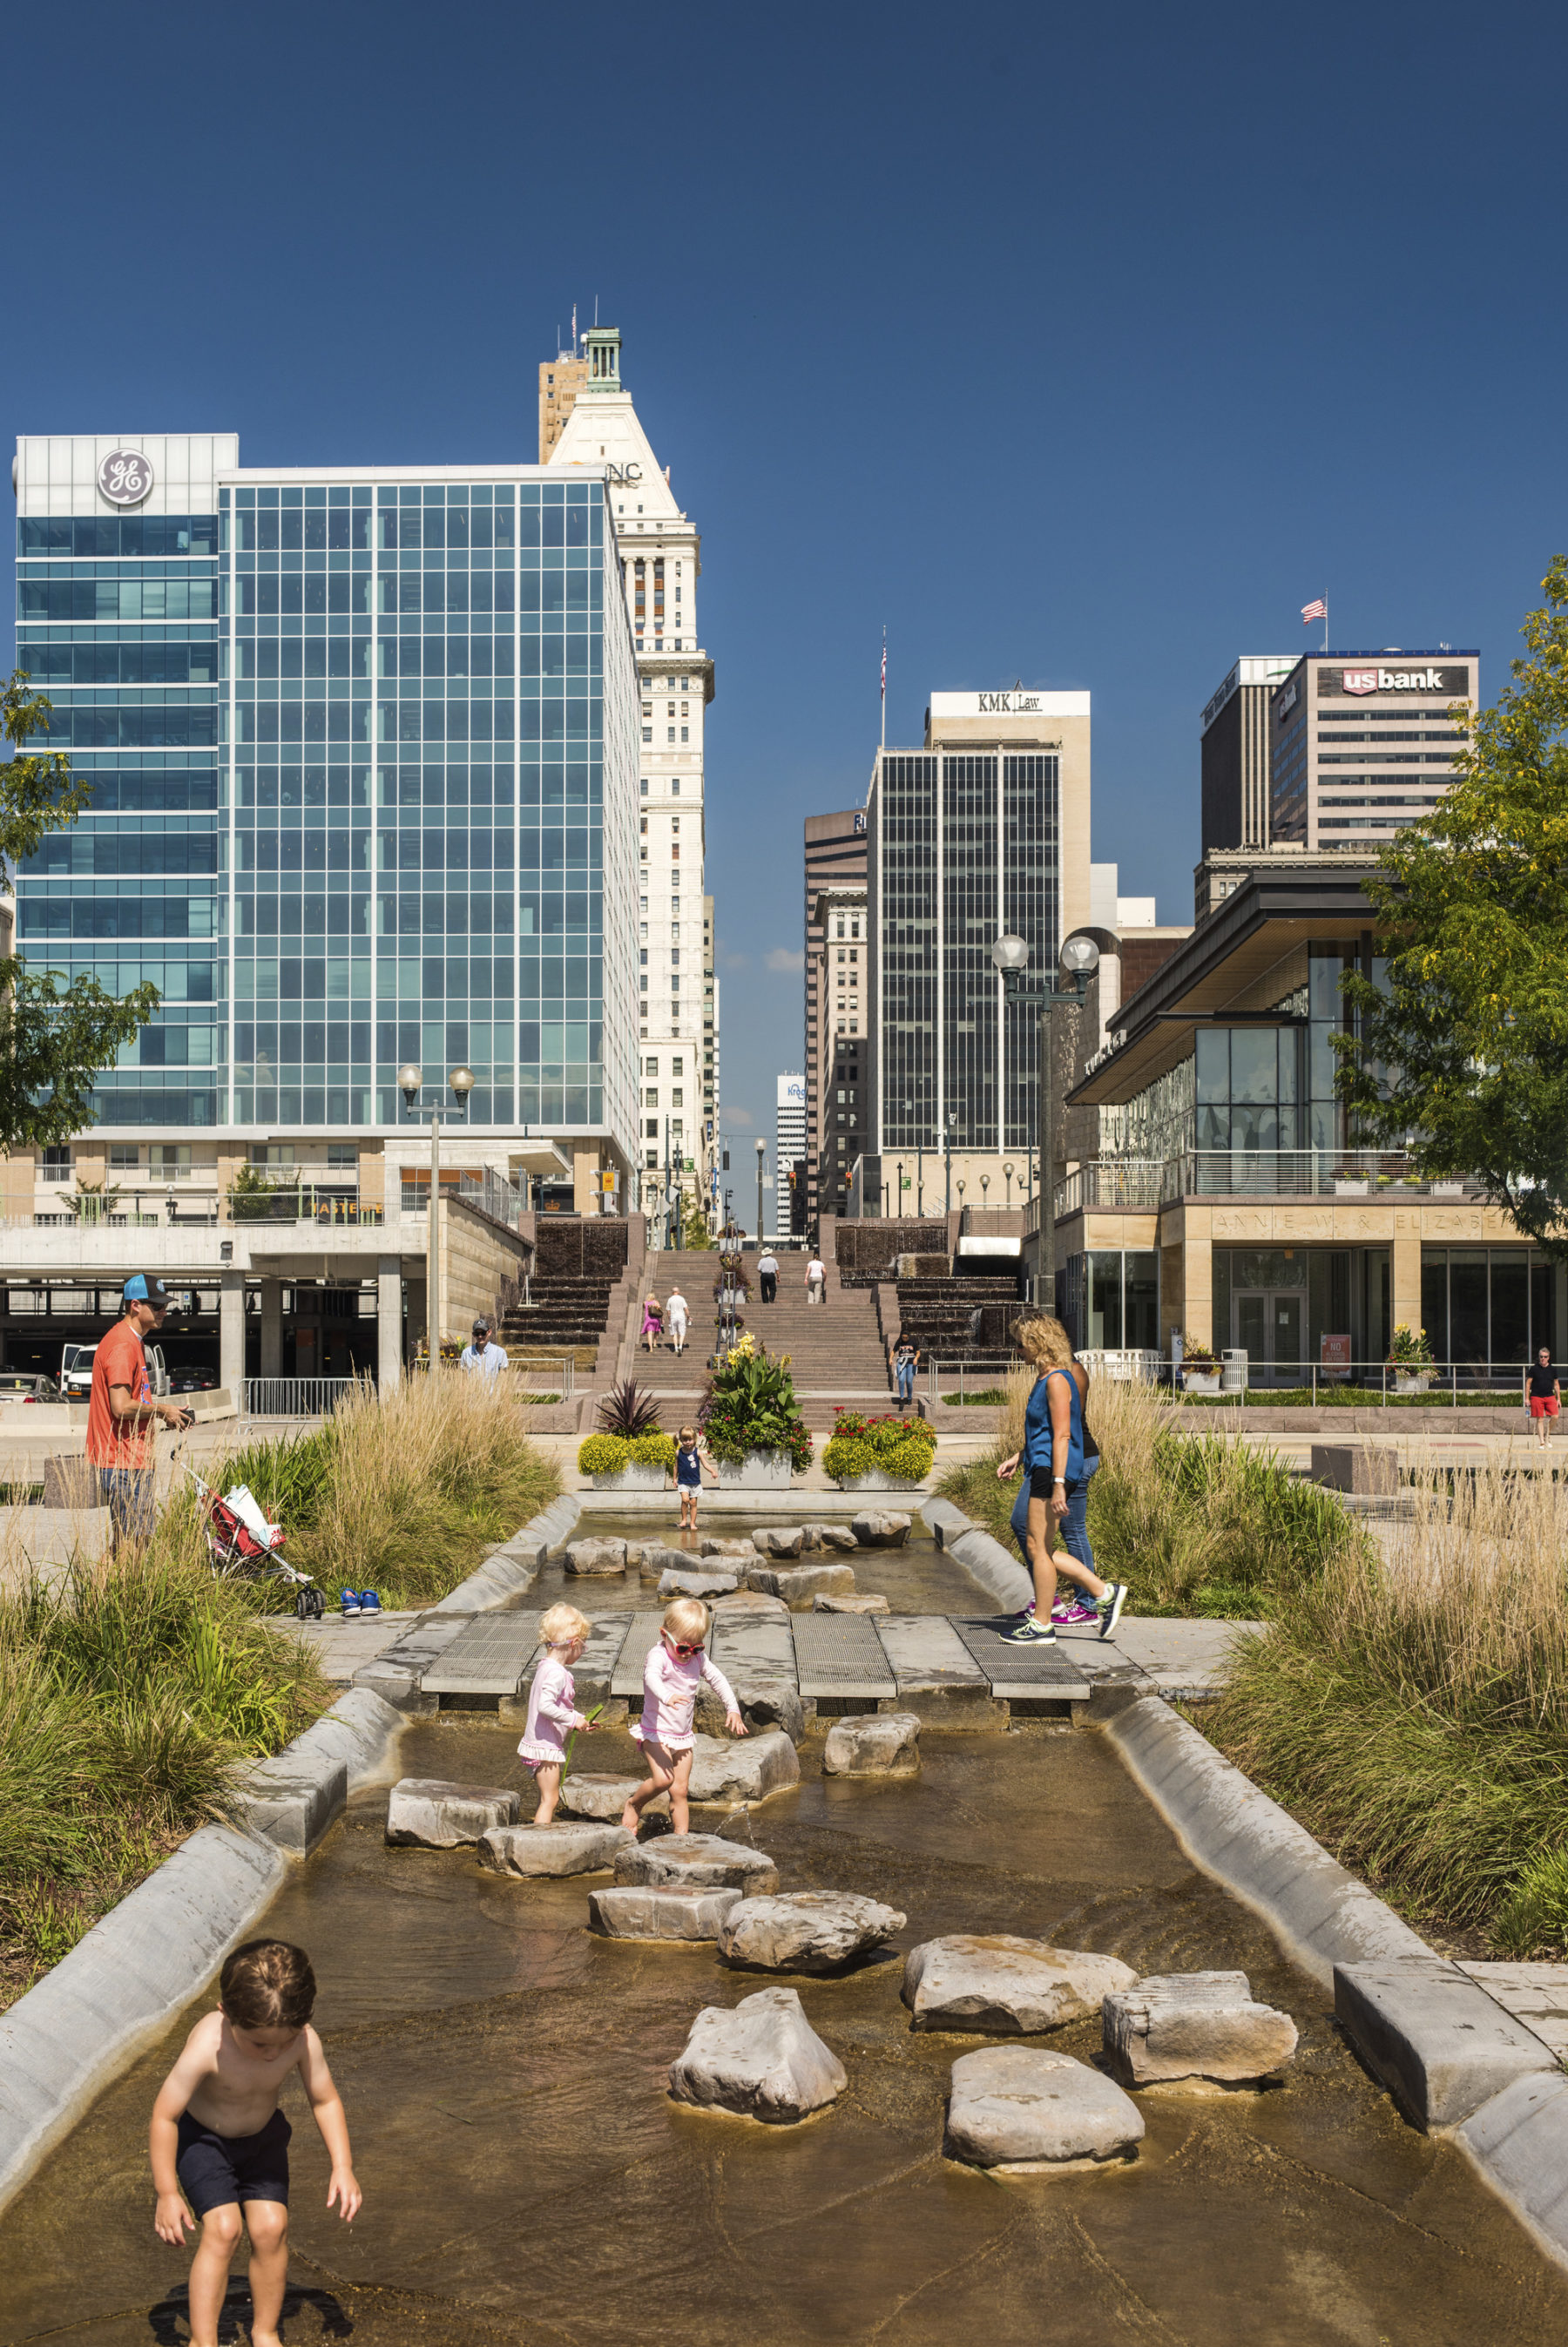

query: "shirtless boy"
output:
149 1938 360 2347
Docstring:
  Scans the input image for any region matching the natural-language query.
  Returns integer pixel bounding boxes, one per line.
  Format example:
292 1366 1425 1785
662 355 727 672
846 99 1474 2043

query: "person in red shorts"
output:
85 1274 194 1552
1528 1345 1561 1449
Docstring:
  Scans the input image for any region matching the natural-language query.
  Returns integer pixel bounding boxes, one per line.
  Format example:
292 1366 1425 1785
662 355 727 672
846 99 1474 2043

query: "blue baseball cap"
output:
123 1274 181 1311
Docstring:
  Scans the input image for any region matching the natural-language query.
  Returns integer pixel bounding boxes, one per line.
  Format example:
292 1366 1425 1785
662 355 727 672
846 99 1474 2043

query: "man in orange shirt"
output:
86 1275 194 1551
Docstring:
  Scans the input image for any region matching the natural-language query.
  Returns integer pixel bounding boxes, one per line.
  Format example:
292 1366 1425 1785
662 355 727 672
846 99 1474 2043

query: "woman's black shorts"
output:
175 2108 292 2215
1028 1466 1057 1501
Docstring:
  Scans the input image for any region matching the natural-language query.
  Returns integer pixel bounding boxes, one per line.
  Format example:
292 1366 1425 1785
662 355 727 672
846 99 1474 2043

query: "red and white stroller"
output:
188 1468 324 1619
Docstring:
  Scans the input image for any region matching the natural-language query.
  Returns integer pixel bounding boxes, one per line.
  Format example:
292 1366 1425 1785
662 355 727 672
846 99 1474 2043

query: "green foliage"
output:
578 1433 629 1475
596 1377 662 1438
821 1437 875 1480
682 1196 715 1248
1337 559 1568 1260
1495 1848 1568 1958
881 1433 936 1481
0 675 161 1148
628 1432 677 1470
823 1409 936 1485
942 1388 1010 1406
226 1160 279 1221
210 1427 335 1530
1387 1323 1436 1370
700 1343 812 1471
0 1545 331 1993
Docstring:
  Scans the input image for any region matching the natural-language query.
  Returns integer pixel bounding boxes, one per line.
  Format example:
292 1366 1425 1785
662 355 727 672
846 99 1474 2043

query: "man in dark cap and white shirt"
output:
460 1318 508 1379
85 1275 194 1552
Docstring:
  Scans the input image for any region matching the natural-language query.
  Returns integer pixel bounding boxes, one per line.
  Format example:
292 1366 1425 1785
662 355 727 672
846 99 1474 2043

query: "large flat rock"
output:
802 1522 858 1552
639 1543 695 1581
668 1985 847 2121
747 1562 856 1610
720 1891 906 1974
945 2046 1145 2171
701 1539 760 1561
688 1729 801 1805
822 1713 921 1778
558 1770 668 1823
850 1512 911 1548
614 1831 781 1896
564 1539 628 1576
589 1884 742 1941
750 1526 806 1559
813 1591 889 1614
902 1935 1139 2033
1103 1971 1298 2087
385 1777 520 1850
479 1821 632 1877
659 1567 740 1600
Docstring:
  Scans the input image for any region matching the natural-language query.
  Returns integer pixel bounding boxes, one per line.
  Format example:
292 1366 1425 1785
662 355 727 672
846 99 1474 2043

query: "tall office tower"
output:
774 1072 806 1238
802 807 868 1227
866 688 1092 1204
1200 657 1294 854
1270 649 1479 850
538 346 589 463
9 435 639 1227
547 327 717 1234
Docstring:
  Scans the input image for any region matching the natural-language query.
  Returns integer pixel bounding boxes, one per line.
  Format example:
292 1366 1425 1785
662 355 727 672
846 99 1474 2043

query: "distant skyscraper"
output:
774 1072 806 1239
537 345 589 463
1269 650 1479 851
546 327 718 1230
1200 657 1293 855
803 807 868 1226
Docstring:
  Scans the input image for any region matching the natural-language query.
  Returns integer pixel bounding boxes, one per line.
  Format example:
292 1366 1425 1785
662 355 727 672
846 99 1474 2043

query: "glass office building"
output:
10 436 639 1200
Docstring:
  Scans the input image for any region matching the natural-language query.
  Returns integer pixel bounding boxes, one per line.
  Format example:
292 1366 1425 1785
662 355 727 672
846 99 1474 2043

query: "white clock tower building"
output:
544 326 717 1237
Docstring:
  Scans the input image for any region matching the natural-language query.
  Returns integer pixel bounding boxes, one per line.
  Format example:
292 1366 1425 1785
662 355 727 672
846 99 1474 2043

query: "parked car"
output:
169 1367 218 1394
0 1373 61 1404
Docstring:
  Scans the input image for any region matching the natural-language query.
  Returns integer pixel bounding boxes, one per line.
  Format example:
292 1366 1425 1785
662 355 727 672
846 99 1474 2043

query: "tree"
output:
682 1191 715 1249
1337 558 1568 1258
0 674 159 1144
226 1161 279 1222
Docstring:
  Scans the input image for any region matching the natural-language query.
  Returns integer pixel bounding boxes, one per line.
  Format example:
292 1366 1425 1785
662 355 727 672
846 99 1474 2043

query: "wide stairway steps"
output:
629 1261 896 1413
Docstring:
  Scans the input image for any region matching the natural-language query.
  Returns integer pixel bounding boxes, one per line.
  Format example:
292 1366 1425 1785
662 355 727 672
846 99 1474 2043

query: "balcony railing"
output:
1052 1152 1483 1216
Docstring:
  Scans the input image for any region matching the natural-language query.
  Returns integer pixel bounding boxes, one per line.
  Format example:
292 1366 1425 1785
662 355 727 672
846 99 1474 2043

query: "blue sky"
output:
7 0 1565 1188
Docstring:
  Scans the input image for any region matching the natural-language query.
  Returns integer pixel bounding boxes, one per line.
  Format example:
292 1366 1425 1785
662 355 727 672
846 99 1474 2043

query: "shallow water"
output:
545 1516 990 1616
3 1721 1565 2345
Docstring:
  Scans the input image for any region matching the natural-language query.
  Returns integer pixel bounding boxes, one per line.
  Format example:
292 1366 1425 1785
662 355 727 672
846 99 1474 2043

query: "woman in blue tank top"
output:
996 1316 1128 1646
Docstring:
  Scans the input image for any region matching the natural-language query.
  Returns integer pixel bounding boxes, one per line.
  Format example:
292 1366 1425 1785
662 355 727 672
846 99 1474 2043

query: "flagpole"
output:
881 626 887 751
1323 599 1328 654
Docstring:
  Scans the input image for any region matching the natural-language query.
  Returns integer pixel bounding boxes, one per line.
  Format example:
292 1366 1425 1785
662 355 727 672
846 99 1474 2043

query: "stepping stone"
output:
751 1526 806 1559
701 1538 758 1560
589 1884 743 1941
639 1543 694 1582
814 1591 889 1614
945 2046 1145 2171
747 1562 855 1610
659 1567 740 1600
822 1712 921 1779
902 1936 1139 2033
558 1770 668 1823
719 1891 906 1974
802 1522 858 1552
385 1778 520 1849
668 1985 847 2121
615 1831 780 1895
1103 1971 1298 2087
564 1539 628 1576
850 1512 911 1548
688 1728 801 1805
479 1821 632 1877
711 1589 789 1620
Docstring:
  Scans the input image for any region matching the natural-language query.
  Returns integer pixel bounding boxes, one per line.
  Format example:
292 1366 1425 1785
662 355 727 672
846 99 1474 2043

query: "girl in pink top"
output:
620 1597 747 1836
517 1603 596 1825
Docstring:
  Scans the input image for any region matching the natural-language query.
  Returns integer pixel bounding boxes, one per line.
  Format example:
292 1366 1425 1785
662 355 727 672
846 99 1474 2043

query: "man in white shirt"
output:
666 1286 689 1356
460 1318 508 1378
756 1249 779 1304
806 1255 827 1306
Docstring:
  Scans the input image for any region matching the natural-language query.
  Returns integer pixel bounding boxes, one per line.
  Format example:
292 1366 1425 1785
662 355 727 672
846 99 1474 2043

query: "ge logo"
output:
97 448 154 506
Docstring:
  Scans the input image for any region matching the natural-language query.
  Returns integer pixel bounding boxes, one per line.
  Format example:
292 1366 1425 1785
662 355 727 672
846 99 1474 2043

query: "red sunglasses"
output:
669 1636 706 1657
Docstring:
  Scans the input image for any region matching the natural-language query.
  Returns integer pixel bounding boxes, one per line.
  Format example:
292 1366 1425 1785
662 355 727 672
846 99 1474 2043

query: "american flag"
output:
1301 599 1327 624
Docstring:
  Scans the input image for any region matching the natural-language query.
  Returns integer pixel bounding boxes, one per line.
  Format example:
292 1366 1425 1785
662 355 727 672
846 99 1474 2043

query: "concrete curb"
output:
1456 2073 1568 2272
1100 1695 1432 1990
429 1491 581 1614
0 1825 286 2219
1332 1958 1558 2130
919 1497 1031 1613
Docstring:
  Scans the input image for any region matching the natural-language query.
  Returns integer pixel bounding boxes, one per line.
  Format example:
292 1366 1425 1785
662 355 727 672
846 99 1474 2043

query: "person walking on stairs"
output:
757 1248 779 1304
666 1286 689 1356
806 1251 827 1306
889 1329 920 1406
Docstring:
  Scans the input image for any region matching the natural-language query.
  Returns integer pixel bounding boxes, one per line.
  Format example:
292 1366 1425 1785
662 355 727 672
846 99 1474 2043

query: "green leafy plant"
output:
822 1408 936 1484
699 1342 812 1472
1179 1331 1218 1370
627 1432 677 1471
596 1377 662 1438
1387 1323 1436 1371
577 1433 629 1475
821 1437 875 1479
226 1160 279 1222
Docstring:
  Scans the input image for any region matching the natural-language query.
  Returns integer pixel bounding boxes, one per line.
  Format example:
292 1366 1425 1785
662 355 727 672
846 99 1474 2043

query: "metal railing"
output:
243 1376 359 1417
233 1187 382 1226
922 1356 1024 1403
1176 1356 1543 1406
1052 1152 1480 1215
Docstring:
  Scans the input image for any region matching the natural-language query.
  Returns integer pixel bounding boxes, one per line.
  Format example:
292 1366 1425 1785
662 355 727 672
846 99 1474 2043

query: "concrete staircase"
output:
624 1255 895 1426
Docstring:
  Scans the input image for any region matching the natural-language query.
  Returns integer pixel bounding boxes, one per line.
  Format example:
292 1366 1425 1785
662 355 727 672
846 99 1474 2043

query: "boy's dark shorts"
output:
175 2109 291 2215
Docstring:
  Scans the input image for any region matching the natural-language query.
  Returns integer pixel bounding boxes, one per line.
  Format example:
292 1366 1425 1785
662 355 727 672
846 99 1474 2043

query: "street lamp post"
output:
755 1138 767 1247
990 930 1100 1307
1004 1160 1014 1207
944 1108 957 1214
398 1061 475 1361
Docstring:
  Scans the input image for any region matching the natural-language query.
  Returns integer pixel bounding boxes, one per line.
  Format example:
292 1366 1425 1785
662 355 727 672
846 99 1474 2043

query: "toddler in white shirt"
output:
517 1603 595 1824
620 1597 746 1835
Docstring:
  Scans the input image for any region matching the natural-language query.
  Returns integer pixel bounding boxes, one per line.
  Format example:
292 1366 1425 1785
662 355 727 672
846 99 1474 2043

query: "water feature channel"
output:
4 1698 1566 2344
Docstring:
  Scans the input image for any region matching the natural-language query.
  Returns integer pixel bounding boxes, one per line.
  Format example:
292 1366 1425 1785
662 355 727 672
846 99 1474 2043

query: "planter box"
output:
833 1469 929 1492
1391 1372 1435 1396
1183 1370 1222 1394
590 1463 668 1492
1334 1180 1370 1196
1429 1182 1465 1200
714 1449 794 1489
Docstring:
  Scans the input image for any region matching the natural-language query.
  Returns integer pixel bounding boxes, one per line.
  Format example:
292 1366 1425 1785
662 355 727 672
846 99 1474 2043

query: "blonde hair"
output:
663 1596 710 1643
539 1602 590 1649
1017 1314 1076 1370
679 1424 697 1444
